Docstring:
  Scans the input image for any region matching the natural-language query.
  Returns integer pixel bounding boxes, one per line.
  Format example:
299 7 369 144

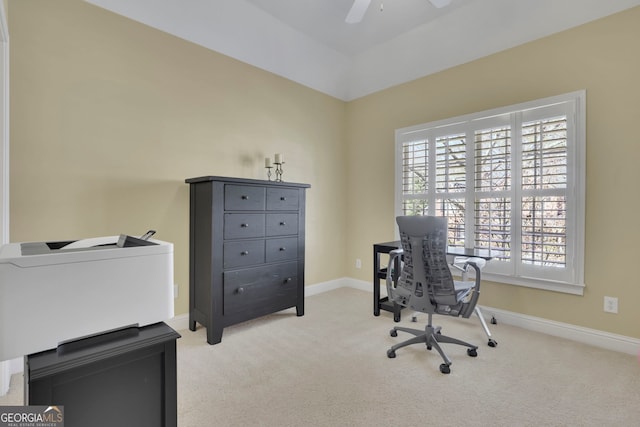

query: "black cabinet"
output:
26 322 180 427
186 176 310 344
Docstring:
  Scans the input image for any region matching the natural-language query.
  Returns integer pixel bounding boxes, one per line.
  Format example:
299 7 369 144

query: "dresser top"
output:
185 176 310 188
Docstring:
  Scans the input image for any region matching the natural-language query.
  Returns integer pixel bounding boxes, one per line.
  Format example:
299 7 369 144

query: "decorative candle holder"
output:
274 162 285 182
265 157 274 181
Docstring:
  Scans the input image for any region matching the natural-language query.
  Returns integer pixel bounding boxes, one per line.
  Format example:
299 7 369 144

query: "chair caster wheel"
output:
488 339 498 347
426 345 432 350
491 316 497 325
390 329 397 337
387 349 396 358
467 348 478 357
440 364 451 374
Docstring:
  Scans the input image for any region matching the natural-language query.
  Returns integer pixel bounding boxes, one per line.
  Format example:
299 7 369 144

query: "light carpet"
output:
177 288 640 426
3 287 640 426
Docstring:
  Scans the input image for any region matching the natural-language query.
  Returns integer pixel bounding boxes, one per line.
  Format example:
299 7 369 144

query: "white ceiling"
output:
84 0 640 101
244 0 467 56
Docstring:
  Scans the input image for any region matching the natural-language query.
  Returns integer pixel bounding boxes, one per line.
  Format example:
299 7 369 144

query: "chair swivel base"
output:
413 308 499 347
386 325 478 374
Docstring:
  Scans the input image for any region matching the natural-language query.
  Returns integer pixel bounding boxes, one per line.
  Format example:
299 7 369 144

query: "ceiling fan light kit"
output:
345 0 452 24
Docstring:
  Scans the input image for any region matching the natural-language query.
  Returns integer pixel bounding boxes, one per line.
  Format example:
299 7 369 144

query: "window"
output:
395 91 585 295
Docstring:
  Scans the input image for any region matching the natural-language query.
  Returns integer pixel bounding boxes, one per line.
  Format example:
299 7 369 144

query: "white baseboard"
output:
0 358 23 397
307 277 640 356
0 361 8 396
341 277 376 293
306 278 349 296
166 314 189 332
476 305 640 355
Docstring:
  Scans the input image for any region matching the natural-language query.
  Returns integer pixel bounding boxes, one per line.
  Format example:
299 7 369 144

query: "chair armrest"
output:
452 256 486 278
385 249 404 300
465 260 481 280
389 248 404 258
459 260 481 318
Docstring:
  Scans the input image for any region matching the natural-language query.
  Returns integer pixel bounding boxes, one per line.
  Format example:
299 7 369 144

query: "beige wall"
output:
8 1 640 339
346 6 640 338
8 0 348 316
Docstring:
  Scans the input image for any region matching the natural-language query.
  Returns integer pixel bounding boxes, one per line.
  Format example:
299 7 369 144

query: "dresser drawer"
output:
224 213 265 239
266 237 298 263
225 185 266 211
266 213 298 236
266 188 299 210
223 262 298 317
223 240 265 269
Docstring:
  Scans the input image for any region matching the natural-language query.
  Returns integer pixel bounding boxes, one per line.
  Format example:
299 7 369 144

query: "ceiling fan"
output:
346 0 452 24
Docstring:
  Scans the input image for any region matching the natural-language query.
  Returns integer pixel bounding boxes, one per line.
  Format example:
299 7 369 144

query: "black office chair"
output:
385 215 481 374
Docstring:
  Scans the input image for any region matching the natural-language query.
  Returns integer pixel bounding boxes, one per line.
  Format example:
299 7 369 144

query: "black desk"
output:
373 240 492 322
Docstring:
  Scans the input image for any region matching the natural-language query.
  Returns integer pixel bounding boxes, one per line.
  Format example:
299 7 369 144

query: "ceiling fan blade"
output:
429 0 452 8
345 0 371 24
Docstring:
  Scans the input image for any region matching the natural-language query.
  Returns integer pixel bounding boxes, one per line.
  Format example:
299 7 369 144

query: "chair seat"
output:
453 280 474 291
453 280 475 302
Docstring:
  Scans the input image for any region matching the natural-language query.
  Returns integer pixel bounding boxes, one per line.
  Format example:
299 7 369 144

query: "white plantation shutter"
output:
401 139 429 215
435 133 466 193
520 114 568 268
435 133 466 248
395 91 585 294
474 122 512 264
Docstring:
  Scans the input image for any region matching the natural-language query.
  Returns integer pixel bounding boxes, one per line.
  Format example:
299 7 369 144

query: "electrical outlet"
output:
355 259 362 269
604 296 618 314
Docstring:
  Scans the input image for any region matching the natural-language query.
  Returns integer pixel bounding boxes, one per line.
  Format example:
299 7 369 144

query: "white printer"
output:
0 234 174 361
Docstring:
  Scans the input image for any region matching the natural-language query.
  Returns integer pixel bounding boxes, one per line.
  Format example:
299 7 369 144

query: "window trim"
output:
395 91 586 295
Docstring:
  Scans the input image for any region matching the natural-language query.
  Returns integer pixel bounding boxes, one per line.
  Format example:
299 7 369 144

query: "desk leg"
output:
373 245 380 316
393 255 401 322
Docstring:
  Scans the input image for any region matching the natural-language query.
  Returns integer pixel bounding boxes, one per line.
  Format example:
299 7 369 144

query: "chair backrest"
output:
395 215 459 314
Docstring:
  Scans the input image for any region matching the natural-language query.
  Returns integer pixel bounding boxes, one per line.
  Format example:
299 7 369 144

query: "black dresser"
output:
185 176 310 344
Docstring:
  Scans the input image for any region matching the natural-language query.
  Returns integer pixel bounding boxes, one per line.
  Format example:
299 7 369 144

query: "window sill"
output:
481 272 585 296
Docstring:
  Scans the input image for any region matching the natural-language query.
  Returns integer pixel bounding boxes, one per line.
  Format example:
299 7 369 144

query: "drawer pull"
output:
241 223 249 228
284 277 292 283
241 195 249 200
237 287 245 294
279 247 286 251
241 251 249 256
280 197 286 201
279 221 286 226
